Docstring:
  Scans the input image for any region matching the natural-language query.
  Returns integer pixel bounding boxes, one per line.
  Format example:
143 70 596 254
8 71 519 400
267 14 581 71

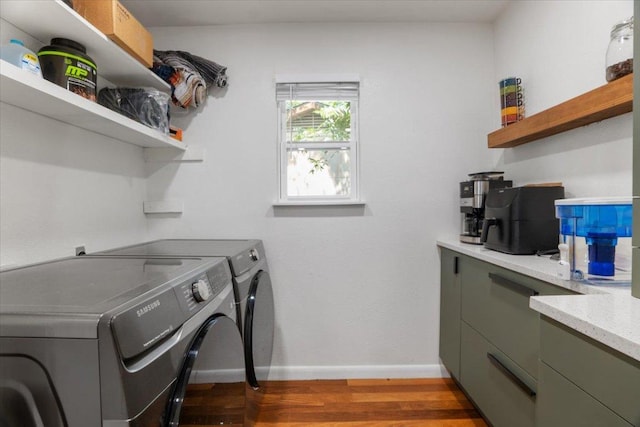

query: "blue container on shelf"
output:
555 197 632 283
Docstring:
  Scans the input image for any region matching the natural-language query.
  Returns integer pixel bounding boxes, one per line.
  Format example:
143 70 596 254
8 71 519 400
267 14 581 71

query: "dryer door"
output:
0 355 65 427
164 314 245 427
244 270 275 389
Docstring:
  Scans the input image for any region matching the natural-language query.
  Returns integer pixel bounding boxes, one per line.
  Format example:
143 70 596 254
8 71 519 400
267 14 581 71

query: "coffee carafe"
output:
460 172 512 244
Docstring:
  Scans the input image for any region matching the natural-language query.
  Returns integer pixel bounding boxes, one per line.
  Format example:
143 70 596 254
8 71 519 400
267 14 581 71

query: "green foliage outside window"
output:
287 101 351 142
286 101 351 174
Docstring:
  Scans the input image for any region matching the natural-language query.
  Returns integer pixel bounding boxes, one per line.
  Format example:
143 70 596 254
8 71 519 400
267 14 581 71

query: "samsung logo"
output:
137 299 161 317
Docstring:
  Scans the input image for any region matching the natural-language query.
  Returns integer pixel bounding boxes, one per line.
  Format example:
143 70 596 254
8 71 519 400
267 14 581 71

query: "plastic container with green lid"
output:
38 38 97 102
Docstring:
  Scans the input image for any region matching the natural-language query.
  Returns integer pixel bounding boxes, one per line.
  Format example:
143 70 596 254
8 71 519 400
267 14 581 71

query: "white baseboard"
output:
193 364 449 383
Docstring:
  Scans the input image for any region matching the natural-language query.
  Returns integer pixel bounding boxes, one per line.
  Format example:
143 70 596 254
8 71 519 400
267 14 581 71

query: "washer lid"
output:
95 239 260 257
0 256 226 338
93 239 266 276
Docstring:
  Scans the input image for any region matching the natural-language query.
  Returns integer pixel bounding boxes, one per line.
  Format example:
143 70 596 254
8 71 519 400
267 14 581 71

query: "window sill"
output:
272 200 367 217
273 200 366 207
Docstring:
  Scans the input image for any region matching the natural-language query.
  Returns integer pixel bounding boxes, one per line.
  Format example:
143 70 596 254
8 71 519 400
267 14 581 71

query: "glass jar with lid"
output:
605 16 633 82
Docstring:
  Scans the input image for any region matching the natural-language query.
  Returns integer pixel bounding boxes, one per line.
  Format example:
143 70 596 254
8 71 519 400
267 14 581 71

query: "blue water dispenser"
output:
555 197 632 283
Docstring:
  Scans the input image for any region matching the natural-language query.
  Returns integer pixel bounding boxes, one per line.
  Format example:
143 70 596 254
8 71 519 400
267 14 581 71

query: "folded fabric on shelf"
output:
151 50 228 109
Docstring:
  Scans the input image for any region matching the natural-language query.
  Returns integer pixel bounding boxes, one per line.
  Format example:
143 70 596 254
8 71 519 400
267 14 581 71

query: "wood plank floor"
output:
180 378 488 427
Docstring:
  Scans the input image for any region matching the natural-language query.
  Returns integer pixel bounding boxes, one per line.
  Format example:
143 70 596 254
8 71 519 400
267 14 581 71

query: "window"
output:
276 80 359 203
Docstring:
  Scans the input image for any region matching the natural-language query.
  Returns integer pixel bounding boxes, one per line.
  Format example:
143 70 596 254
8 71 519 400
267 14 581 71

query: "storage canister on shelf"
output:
38 38 97 102
0 39 42 77
499 77 524 127
605 16 633 82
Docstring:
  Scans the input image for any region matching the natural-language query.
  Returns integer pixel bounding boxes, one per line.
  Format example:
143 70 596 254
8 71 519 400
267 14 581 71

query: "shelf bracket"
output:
143 146 205 163
143 200 184 214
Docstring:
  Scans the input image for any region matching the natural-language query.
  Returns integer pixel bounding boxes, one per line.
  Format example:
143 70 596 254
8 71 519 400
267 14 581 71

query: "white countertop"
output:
437 238 640 362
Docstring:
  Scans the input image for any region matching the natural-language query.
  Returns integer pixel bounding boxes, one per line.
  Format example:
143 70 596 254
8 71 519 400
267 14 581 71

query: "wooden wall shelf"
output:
488 73 633 148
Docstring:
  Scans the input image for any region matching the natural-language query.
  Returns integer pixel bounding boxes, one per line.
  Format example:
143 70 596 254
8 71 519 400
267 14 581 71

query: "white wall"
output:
491 0 633 197
0 21 149 268
2 1 629 380
0 105 150 266
146 23 496 378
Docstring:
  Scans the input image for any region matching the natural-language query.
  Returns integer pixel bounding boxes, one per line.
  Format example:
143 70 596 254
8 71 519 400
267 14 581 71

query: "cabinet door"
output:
439 248 461 379
540 316 640 425
460 322 536 427
537 362 632 427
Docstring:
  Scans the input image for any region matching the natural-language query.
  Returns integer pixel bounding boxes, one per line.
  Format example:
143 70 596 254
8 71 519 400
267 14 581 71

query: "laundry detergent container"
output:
555 197 632 283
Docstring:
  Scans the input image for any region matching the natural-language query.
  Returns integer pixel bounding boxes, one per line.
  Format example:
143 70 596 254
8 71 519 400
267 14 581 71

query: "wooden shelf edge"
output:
488 73 633 149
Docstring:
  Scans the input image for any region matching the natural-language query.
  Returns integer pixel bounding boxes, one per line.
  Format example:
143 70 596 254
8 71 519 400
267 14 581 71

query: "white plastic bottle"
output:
557 243 571 280
0 39 42 77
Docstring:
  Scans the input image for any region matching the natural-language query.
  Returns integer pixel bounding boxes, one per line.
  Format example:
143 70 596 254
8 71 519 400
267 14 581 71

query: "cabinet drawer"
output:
460 321 536 427
461 257 573 378
540 316 640 426
537 362 632 427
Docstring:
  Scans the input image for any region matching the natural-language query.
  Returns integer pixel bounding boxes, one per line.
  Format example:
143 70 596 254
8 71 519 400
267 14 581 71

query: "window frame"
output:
276 77 360 204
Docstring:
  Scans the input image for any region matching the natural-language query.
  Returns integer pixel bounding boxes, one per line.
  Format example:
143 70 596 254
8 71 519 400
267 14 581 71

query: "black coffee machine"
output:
459 172 512 244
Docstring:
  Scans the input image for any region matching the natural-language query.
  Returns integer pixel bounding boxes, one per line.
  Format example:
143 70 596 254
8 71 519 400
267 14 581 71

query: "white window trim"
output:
275 73 361 84
275 77 361 205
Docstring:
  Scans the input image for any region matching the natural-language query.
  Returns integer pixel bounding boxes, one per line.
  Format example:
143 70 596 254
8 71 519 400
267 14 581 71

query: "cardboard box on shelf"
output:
73 0 153 67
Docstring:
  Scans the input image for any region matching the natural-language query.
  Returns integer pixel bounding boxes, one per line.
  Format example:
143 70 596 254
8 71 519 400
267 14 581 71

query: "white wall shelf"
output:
0 0 168 91
143 200 184 214
1 61 185 150
0 0 183 150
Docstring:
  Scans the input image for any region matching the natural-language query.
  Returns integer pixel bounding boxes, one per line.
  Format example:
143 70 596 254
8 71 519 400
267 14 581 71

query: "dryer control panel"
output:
174 261 231 314
111 258 232 361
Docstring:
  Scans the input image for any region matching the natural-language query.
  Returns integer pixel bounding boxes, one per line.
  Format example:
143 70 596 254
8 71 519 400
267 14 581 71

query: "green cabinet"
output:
439 248 577 427
439 247 461 379
632 0 639 298
460 257 574 379
439 247 640 426
461 322 536 427
457 257 573 427
537 362 632 427
538 316 640 426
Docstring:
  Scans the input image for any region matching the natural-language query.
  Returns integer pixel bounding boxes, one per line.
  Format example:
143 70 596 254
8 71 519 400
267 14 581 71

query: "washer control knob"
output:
249 249 260 262
192 279 211 302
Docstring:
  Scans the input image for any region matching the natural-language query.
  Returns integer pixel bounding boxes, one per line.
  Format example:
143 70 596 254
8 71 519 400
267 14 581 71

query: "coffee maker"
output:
460 171 512 244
